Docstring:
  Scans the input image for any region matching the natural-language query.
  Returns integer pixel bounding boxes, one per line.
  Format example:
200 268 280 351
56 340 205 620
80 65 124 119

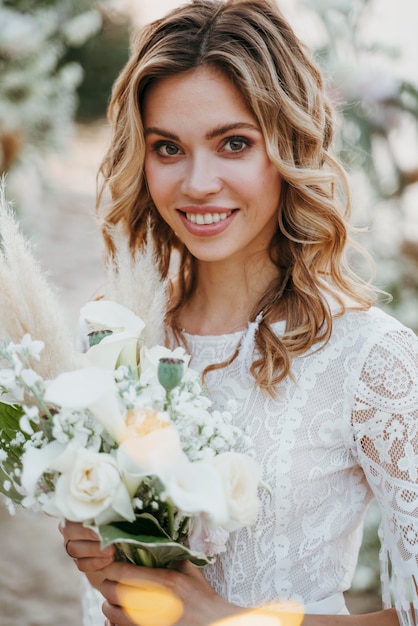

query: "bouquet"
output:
0 184 262 568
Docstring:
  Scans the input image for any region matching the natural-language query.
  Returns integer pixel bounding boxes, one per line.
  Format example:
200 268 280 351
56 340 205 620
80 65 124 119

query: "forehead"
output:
142 66 257 129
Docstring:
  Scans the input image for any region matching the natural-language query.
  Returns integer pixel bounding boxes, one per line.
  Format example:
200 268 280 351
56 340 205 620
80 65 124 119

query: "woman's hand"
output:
100 559 243 626
58 520 115 573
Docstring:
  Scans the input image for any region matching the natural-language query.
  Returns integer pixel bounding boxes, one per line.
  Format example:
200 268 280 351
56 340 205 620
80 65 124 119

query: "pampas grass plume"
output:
0 179 81 379
104 223 168 347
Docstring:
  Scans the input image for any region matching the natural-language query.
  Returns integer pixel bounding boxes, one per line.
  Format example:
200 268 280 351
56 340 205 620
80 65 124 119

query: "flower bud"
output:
157 358 184 391
87 330 113 347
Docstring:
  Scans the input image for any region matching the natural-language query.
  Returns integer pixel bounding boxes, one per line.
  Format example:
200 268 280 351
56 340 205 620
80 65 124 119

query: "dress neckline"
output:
182 319 287 342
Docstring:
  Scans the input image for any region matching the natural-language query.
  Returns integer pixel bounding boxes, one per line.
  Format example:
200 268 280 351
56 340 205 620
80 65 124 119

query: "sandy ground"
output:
0 123 382 624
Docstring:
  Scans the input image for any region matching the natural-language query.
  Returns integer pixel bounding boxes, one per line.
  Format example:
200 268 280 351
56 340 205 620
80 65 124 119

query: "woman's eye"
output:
223 137 251 153
155 142 180 157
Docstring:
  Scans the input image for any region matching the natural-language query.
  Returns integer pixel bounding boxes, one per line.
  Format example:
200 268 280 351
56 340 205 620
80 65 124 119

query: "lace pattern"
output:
190 308 418 623
350 325 418 624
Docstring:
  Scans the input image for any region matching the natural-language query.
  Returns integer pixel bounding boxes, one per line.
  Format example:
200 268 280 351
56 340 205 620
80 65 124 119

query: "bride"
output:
61 1 418 625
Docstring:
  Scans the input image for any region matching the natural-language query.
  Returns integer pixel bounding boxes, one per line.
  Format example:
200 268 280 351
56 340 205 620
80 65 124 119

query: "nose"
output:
180 152 222 198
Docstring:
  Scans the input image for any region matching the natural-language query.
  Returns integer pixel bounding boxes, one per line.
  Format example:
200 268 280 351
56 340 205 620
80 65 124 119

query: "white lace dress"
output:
81 306 418 625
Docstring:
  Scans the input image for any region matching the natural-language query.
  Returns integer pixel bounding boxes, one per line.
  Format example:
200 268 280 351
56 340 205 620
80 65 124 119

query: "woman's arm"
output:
349 327 418 626
99 560 400 626
59 522 401 626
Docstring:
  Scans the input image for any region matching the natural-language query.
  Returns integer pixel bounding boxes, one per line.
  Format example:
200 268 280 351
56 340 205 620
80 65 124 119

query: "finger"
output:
102 561 175 585
61 520 102 542
65 539 114 560
103 601 130 626
101 577 183 625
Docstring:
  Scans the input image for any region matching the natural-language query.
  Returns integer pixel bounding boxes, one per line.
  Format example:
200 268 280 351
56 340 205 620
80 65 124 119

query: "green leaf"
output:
0 402 25 444
0 462 25 505
97 513 214 569
0 402 26 505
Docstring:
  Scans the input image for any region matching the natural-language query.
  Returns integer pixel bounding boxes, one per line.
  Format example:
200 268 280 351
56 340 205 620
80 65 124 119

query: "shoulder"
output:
334 308 418 399
331 306 417 359
333 305 413 337
336 305 415 337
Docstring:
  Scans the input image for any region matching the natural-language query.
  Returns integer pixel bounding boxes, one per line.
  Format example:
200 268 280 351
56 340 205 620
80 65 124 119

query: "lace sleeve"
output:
350 326 418 625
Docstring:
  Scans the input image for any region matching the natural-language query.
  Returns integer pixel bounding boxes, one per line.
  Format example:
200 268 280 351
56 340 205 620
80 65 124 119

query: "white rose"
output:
212 452 261 531
42 442 135 525
164 458 229 526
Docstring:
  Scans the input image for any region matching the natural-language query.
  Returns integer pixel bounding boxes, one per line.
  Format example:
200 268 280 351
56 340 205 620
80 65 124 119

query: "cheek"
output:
144 162 176 214
144 161 160 202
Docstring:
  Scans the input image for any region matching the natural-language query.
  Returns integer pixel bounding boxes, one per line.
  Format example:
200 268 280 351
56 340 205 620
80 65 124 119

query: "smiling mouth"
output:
185 211 233 225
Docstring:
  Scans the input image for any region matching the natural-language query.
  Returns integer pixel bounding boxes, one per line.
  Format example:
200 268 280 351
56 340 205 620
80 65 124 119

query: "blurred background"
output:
0 0 417 623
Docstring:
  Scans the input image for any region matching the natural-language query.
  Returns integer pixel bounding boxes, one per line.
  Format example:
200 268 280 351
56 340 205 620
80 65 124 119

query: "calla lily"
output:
80 300 146 369
21 440 65 495
117 427 184 495
44 367 128 443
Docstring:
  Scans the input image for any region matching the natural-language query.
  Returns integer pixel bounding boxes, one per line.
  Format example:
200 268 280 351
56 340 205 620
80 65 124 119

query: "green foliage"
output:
63 15 130 120
99 513 212 568
0 401 26 504
0 0 102 172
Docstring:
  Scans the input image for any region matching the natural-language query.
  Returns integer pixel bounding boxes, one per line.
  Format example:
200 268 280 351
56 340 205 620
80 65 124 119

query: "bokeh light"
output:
115 578 183 626
212 602 304 626
115 582 304 626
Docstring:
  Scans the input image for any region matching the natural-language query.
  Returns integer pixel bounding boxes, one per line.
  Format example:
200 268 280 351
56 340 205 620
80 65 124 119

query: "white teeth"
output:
185 211 232 224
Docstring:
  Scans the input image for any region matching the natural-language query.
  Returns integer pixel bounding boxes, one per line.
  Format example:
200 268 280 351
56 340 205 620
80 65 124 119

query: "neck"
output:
177 256 280 335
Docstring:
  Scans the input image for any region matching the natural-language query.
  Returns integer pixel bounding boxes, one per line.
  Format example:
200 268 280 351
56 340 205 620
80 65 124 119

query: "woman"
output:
61 0 418 624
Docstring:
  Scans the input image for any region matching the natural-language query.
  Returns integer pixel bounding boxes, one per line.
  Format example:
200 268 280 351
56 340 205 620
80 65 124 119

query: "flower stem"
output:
167 501 175 538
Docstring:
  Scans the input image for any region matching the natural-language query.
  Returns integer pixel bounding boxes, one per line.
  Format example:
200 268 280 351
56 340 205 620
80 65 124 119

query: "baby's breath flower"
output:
19 414 34 435
20 368 42 388
20 334 44 360
11 432 26 446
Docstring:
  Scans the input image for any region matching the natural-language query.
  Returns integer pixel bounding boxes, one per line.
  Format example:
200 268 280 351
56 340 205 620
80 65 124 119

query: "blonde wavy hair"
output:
98 0 379 393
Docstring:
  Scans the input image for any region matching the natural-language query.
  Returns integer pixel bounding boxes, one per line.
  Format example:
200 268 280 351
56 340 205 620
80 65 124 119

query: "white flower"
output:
21 440 65 496
212 452 261 531
117 425 184 496
0 369 23 401
20 368 42 389
80 300 146 370
42 442 135 525
19 414 34 435
19 334 44 360
164 458 229 526
44 367 128 444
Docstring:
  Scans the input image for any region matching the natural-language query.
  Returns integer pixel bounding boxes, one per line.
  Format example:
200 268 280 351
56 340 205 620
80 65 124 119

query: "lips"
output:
177 207 237 236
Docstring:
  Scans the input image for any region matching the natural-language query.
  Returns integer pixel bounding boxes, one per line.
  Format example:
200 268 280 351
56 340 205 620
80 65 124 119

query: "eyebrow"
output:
144 122 260 141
